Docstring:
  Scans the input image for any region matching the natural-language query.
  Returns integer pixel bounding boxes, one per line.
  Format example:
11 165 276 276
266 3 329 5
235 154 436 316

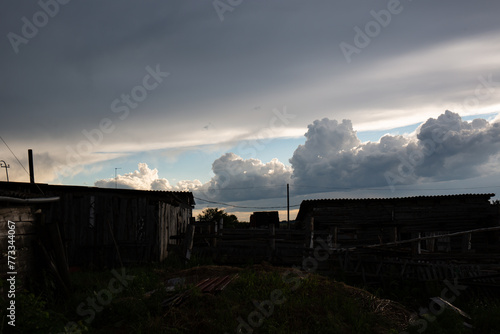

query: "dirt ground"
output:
156 263 414 332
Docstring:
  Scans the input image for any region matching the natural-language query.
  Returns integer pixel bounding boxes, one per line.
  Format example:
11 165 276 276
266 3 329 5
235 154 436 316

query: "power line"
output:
200 184 289 191
197 184 500 193
0 135 30 177
193 196 301 210
0 135 45 195
292 184 500 192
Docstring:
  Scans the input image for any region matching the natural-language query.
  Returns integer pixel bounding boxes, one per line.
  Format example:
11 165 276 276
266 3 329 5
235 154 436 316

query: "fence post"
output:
184 224 195 262
304 217 314 259
269 223 276 261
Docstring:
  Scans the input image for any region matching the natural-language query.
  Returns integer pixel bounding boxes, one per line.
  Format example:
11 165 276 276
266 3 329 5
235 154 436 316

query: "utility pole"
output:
0 160 10 182
114 168 121 189
28 149 35 183
287 183 290 229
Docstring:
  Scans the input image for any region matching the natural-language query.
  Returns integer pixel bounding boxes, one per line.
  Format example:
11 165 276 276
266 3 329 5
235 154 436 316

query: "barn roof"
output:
0 181 195 207
295 193 495 222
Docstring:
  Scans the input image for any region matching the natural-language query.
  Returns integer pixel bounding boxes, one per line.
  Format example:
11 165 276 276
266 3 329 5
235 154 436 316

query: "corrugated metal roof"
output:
300 193 495 203
295 193 496 221
0 181 195 206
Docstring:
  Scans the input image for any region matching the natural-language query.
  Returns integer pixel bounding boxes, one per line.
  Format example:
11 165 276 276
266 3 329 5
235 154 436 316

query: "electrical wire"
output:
195 184 500 193
0 135 30 177
193 195 301 210
193 182 499 210
291 184 500 192
0 134 45 195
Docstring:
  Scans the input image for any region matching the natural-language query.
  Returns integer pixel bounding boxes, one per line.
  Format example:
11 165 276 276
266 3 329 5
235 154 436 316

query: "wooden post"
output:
304 217 314 257
46 219 71 290
184 224 195 262
327 227 334 248
334 227 338 248
213 220 217 247
269 223 276 260
461 233 471 252
107 219 123 268
411 232 420 256
309 217 314 249
287 183 290 229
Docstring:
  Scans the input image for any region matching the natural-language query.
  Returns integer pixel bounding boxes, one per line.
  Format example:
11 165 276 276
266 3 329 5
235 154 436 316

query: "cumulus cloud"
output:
290 111 500 191
94 155 292 202
94 163 202 191
413 110 500 180
93 111 500 202
195 153 292 202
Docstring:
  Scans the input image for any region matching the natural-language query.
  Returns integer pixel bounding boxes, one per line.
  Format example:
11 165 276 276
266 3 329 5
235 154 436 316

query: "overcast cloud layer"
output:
1 1 500 219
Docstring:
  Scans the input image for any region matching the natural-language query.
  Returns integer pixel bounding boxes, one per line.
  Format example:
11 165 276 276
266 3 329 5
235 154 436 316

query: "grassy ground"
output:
1 256 499 333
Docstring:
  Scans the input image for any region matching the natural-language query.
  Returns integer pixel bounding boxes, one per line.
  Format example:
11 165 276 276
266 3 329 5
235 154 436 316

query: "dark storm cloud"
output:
414 111 500 180
1 0 500 186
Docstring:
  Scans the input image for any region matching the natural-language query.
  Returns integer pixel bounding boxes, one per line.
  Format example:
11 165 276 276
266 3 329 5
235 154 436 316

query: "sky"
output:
1 0 500 221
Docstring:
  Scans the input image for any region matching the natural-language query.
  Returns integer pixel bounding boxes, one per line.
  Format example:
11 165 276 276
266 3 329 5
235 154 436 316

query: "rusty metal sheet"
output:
196 274 238 293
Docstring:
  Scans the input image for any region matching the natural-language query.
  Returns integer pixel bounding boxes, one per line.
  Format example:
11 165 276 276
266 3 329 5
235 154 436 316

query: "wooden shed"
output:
296 194 500 254
250 211 280 229
0 182 194 268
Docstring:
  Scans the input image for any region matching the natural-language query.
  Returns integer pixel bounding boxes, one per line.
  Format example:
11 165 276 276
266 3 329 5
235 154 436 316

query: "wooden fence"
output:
185 221 500 293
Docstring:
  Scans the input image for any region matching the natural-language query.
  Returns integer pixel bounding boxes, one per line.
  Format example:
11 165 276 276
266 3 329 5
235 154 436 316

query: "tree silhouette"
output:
197 208 239 228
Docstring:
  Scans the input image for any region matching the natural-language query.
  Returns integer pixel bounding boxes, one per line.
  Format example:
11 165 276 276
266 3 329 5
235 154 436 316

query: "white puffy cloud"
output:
195 153 292 202
290 111 500 192
93 111 500 205
94 163 202 191
94 156 291 202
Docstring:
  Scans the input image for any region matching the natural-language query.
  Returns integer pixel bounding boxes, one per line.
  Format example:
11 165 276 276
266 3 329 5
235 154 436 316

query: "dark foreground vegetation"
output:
1 256 499 333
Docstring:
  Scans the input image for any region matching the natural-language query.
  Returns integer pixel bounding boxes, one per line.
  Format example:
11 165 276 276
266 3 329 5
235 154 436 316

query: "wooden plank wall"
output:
44 193 191 268
307 197 499 253
158 202 192 262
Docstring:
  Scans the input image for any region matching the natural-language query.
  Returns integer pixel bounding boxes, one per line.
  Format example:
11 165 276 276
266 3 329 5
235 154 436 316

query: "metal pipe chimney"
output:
28 149 35 183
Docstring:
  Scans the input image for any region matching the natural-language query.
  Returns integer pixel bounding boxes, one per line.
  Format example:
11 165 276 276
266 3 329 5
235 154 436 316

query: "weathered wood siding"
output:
158 201 192 262
49 193 192 267
0 182 194 268
297 194 500 253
